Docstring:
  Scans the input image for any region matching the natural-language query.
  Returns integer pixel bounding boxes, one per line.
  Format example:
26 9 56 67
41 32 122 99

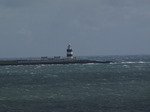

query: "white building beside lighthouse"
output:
66 44 73 59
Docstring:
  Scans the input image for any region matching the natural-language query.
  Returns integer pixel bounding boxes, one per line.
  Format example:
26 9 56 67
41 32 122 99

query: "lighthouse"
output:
67 44 73 59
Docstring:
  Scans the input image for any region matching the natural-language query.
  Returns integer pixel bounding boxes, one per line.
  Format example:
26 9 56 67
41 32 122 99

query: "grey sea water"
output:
0 55 150 112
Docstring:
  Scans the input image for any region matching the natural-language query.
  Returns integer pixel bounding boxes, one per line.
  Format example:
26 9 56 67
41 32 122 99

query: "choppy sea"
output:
0 55 150 112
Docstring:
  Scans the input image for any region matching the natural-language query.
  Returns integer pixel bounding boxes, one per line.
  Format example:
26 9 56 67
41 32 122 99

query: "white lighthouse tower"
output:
67 44 73 59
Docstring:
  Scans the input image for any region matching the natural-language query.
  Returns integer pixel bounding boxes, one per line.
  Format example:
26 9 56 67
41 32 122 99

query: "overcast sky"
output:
0 0 150 58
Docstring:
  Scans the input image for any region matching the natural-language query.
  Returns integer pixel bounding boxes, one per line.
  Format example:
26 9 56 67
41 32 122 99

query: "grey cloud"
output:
0 0 150 57
0 0 38 9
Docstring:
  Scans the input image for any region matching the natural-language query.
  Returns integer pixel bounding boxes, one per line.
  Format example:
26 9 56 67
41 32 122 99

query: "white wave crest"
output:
121 61 150 64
